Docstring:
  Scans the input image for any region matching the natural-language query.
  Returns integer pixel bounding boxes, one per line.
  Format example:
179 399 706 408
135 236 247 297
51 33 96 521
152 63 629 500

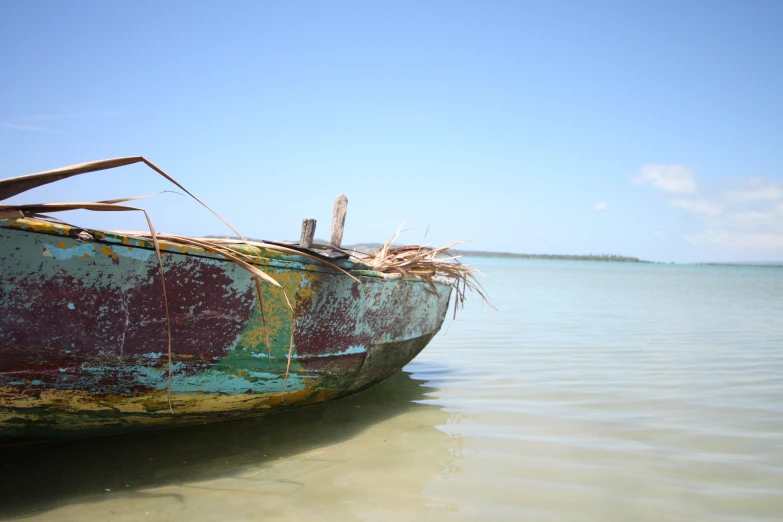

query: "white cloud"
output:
632 165 697 194
652 230 665 237
633 167 783 257
668 198 722 216
724 177 783 202
593 201 608 211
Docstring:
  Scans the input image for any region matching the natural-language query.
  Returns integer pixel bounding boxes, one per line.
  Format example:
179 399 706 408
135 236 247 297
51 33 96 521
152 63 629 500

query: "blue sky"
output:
1 1 781 263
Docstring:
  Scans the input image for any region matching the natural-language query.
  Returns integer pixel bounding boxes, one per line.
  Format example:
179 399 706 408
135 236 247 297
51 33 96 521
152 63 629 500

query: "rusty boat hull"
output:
0 218 452 443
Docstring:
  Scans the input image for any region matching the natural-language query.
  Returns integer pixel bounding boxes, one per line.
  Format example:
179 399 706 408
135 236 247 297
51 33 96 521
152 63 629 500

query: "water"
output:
1 258 781 521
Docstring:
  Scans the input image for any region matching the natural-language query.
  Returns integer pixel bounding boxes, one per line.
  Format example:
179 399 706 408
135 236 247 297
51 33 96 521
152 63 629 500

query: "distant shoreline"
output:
451 250 647 263
206 237 781 267
695 261 783 268
451 251 782 267
346 246 782 267
205 237 646 263
342 244 648 263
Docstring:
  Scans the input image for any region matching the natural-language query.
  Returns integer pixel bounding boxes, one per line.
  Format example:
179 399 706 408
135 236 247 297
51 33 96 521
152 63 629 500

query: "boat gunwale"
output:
0 217 454 288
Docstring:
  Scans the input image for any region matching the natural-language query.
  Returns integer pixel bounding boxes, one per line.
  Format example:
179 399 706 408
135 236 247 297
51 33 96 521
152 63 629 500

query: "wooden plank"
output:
330 194 348 248
300 218 316 248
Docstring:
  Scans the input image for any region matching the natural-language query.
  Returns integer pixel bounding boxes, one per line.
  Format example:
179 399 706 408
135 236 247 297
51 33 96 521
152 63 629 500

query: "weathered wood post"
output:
300 218 316 248
330 194 348 248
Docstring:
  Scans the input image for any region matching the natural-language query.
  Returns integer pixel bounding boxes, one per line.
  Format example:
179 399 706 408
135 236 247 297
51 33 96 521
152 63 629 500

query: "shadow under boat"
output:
0 369 445 520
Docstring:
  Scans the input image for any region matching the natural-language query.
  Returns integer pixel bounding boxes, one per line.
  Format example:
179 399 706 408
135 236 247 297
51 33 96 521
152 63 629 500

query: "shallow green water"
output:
1 258 781 521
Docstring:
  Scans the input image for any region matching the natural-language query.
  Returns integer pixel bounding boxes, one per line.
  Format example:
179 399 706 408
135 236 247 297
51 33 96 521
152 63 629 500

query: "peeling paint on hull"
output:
0 218 452 443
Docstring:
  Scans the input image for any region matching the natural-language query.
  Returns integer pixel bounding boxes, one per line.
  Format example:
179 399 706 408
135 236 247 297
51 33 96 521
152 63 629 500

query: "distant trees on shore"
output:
204 237 646 263
452 251 646 262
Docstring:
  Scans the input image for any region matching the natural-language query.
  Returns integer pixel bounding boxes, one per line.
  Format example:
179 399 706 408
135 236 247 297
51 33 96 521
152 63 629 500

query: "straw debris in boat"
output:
358 229 495 316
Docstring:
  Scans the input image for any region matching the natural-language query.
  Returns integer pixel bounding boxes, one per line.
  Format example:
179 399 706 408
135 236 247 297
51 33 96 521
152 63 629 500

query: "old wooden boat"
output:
0 159 454 443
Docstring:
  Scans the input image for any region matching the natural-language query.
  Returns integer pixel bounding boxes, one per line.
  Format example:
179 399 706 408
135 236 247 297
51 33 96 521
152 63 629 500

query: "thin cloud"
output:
684 229 783 250
593 201 608 211
725 210 778 226
668 198 722 216
0 122 57 133
724 177 783 202
632 164 697 194
22 111 122 121
1 111 121 133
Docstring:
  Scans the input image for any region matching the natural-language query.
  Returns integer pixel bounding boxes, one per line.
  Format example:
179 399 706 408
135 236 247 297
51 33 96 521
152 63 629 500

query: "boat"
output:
0 158 458 443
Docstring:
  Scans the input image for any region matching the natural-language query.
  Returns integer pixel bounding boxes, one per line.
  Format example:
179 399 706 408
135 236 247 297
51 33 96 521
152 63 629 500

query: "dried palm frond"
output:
0 156 245 240
360 227 495 315
0 157 344 404
0 158 495 407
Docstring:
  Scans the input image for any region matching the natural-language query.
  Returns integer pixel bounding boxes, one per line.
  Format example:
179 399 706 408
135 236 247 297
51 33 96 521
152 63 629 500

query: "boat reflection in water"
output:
0 369 457 520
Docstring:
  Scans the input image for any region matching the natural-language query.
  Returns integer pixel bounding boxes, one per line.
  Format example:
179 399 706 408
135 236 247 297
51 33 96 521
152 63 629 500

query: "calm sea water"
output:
1 258 781 521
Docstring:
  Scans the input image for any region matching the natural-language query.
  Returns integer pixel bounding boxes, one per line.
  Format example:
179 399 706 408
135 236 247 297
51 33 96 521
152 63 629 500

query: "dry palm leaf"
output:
360 227 495 314
0 156 245 239
0 157 340 405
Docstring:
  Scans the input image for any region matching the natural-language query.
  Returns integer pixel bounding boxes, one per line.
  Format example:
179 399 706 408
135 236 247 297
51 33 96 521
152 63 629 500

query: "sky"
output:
1 1 782 263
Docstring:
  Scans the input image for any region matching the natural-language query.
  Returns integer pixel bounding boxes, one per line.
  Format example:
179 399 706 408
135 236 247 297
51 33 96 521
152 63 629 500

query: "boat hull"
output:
0 219 451 443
